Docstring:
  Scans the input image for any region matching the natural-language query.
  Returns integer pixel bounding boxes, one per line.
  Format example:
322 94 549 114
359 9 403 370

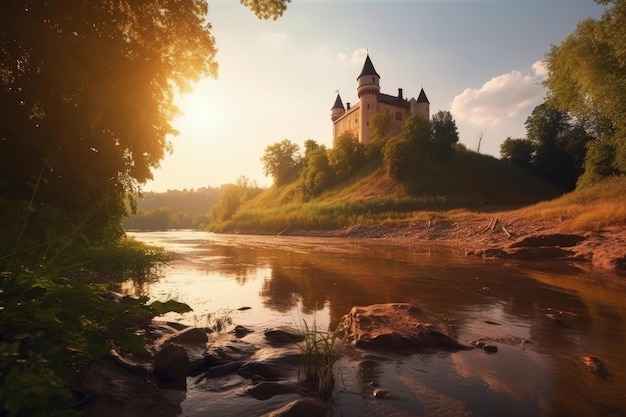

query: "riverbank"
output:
264 214 626 280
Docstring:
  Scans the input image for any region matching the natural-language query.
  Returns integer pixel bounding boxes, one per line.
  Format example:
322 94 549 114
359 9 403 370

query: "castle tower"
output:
357 54 380 145
410 88 430 121
331 93 345 122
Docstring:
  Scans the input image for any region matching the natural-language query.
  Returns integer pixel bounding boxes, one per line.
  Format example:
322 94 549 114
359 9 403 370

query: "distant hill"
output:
124 187 221 230
134 187 220 213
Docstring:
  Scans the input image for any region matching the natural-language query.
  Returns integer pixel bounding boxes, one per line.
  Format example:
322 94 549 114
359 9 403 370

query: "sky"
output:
144 0 606 192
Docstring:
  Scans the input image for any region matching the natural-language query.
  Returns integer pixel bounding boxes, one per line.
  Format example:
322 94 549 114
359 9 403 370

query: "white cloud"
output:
338 48 368 67
532 60 547 77
450 63 546 127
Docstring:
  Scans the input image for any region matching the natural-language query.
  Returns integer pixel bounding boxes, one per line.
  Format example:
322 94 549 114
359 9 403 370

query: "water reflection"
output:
128 231 626 417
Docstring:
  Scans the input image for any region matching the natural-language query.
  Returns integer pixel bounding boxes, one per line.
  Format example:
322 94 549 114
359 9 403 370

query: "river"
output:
127 230 626 417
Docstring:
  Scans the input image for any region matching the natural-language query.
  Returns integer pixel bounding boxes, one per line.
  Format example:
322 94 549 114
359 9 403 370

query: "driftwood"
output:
483 217 498 233
502 226 512 238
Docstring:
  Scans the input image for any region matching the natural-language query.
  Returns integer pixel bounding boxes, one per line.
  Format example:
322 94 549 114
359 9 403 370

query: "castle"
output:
331 54 430 145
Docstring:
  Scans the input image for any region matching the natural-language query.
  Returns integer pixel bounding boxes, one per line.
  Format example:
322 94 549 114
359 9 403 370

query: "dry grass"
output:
515 177 626 231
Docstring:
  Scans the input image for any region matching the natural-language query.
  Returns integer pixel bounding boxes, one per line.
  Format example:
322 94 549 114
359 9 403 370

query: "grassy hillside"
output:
210 150 564 232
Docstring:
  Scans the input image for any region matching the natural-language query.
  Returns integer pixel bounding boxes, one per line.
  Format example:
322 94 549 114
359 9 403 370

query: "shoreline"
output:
228 216 626 281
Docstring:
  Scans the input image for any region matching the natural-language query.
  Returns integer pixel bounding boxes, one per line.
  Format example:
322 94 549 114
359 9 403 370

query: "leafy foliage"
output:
500 103 592 190
299 141 335 199
240 0 291 20
0 249 189 416
382 115 432 184
328 133 366 179
261 139 302 186
210 176 264 222
431 110 460 155
0 1 218 243
544 0 626 185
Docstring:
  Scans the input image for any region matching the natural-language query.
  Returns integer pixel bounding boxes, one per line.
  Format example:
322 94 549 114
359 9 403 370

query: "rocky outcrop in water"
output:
342 303 467 352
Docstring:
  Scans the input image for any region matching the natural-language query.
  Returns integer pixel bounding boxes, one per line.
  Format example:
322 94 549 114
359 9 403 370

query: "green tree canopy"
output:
500 137 535 170
500 103 592 190
0 0 218 242
261 139 302 186
431 110 459 155
328 132 365 179
544 0 626 186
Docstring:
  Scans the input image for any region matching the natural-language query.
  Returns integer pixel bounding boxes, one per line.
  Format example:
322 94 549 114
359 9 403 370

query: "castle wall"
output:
377 102 411 138
333 105 360 142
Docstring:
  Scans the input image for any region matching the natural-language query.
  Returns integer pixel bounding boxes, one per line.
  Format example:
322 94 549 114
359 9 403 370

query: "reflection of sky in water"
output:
126 230 626 417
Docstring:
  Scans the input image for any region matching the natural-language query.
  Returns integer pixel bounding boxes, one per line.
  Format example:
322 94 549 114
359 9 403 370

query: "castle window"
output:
395 112 402 121
367 104 370 109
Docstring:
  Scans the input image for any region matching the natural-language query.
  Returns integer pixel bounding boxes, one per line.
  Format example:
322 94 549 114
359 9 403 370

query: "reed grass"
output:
294 313 349 400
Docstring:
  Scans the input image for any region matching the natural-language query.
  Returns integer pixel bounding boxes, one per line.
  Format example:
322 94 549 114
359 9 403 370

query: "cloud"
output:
450 61 547 127
338 48 368 67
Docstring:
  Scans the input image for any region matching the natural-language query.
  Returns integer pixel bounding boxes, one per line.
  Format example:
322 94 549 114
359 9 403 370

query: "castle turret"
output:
331 93 345 122
410 88 430 121
357 54 380 145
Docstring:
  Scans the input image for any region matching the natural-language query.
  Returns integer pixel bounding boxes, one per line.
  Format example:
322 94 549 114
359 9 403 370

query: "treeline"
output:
501 1 626 191
124 187 220 230
124 207 212 230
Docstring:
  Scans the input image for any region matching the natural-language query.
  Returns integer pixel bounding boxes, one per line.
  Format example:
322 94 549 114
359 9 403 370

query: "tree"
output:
544 0 626 185
300 142 334 198
261 139 301 186
367 113 393 159
500 137 535 170
525 103 592 190
0 1 289 244
500 103 593 190
403 114 433 154
0 1 218 242
240 0 291 20
328 132 366 179
431 110 459 155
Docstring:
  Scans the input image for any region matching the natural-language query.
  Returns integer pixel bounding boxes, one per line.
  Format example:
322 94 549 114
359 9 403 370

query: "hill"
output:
209 150 562 233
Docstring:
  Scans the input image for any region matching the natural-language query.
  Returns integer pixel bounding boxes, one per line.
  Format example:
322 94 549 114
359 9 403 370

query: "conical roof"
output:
331 93 345 110
358 54 380 79
417 88 429 103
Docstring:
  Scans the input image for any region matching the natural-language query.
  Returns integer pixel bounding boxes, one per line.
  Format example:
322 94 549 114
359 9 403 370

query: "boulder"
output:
155 327 209 373
342 303 466 352
264 326 306 344
154 344 189 389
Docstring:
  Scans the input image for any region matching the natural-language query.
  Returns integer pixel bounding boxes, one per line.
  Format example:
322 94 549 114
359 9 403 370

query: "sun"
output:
172 81 229 137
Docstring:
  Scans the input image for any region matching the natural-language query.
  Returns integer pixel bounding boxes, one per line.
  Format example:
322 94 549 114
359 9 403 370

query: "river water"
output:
127 230 626 417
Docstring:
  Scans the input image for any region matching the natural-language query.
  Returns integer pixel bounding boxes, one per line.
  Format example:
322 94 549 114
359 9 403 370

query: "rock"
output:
78 361 185 417
205 338 257 364
237 351 300 381
260 397 331 417
233 324 254 337
155 327 208 373
582 355 607 377
245 381 300 400
372 388 390 398
158 327 209 346
195 361 245 384
264 326 306 344
468 340 498 353
342 303 466 352
153 344 189 389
